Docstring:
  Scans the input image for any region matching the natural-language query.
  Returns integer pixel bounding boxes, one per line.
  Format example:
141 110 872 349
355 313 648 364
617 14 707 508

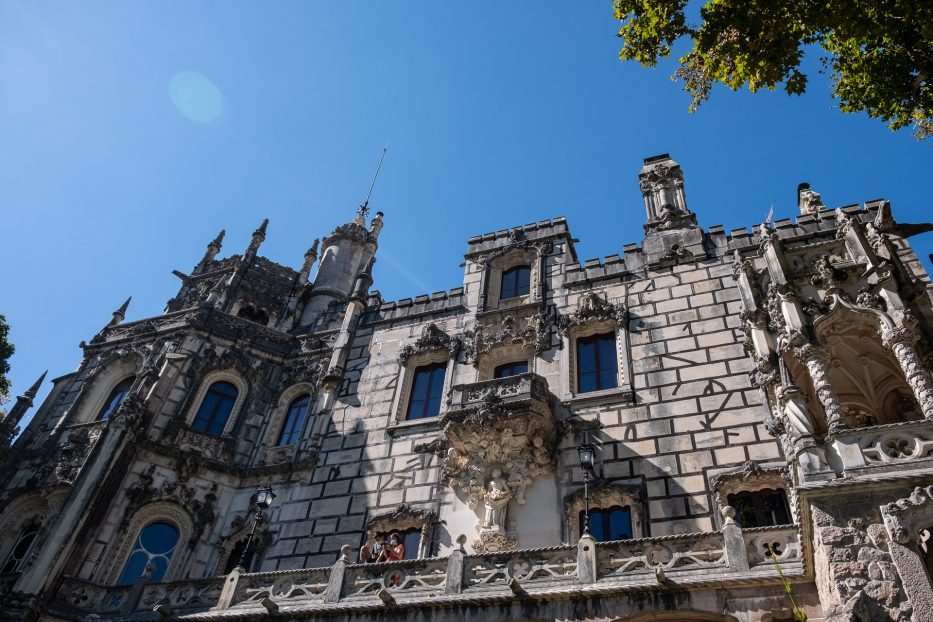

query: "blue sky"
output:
2 2 931 421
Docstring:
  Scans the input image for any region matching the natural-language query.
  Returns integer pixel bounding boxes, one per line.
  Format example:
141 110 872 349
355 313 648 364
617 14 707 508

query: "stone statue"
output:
482 469 512 531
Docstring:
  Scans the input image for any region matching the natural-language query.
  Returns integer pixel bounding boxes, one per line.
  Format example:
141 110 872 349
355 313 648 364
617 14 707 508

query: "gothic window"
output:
494 361 528 378
727 489 791 528
192 381 239 436
406 362 446 420
117 521 180 585
277 394 310 446
576 332 618 393
580 506 632 542
1 525 39 574
500 266 530 300
236 306 269 326
96 377 133 420
222 539 249 575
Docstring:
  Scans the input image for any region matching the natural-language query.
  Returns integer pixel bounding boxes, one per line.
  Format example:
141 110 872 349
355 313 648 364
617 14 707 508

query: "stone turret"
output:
638 154 705 266
299 207 383 326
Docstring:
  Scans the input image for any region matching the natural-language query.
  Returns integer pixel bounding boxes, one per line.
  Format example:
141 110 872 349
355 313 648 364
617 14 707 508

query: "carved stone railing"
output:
832 419 933 473
447 372 551 411
137 576 226 611
50 526 805 618
596 532 726 578
169 423 237 463
343 557 448 599
234 566 330 604
463 544 577 590
55 578 133 614
742 525 802 568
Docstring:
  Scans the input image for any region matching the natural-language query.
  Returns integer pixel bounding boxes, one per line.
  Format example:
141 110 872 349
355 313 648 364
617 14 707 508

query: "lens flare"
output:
169 71 223 123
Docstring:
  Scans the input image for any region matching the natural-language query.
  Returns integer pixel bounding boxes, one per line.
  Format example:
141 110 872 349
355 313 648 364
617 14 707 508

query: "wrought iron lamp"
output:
238 485 276 571
577 443 595 537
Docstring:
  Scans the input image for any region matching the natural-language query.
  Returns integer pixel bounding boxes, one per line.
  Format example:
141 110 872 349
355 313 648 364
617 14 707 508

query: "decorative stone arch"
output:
0 490 66 572
710 461 794 527
73 350 145 424
364 504 436 560
184 370 249 436
213 511 273 575
263 382 316 447
563 482 645 541
482 246 540 310
477 342 534 380
103 502 194 585
557 291 632 399
882 485 933 616
392 324 459 423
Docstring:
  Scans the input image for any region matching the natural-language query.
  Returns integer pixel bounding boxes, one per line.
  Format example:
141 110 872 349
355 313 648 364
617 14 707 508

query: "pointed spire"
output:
298 239 320 286
24 370 47 401
195 228 225 274
108 297 132 327
1 370 47 444
246 219 269 257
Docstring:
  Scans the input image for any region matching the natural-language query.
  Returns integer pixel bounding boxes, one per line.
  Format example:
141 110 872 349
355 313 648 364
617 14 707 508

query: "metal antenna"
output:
358 145 388 220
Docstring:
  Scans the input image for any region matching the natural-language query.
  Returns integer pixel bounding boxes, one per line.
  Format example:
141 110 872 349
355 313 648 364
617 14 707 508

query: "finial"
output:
108 296 132 327
247 219 269 256
307 238 319 258
355 145 387 226
195 229 225 273
255 219 269 238
24 370 47 400
210 229 225 249
370 211 384 239
297 239 320 286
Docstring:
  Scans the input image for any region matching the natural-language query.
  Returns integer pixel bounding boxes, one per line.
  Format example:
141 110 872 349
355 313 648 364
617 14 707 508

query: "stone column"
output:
794 344 847 434
882 327 933 419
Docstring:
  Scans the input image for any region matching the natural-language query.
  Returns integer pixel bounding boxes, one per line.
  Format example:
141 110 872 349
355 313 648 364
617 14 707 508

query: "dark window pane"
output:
192 381 238 436
278 394 310 446
1 528 38 574
501 266 530 299
494 361 528 378
118 522 179 585
97 377 134 420
402 530 421 560
576 333 617 393
407 363 446 420
727 490 789 528
608 508 632 540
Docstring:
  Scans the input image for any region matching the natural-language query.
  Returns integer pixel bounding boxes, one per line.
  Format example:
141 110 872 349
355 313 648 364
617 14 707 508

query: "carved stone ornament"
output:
464 313 551 364
556 292 628 336
398 323 461 366
321 222 377 252
882 485 933 544
476 238 553 268
442 375 557 550
810 255 847 294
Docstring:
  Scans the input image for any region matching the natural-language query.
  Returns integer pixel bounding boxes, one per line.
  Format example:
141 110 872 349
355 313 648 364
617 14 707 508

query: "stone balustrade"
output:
830 419 933 475
50 526 804 618
446 372 551 412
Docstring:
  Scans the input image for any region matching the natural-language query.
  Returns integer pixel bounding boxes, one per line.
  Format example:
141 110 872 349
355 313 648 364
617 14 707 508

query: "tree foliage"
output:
0 315 13 403
613 0 933 139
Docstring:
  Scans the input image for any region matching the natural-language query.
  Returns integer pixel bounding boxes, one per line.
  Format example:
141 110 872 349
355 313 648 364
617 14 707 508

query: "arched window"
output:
494 361 528 378
579 506 631 542
500 266 530 300
192 381 238 436
576 332 618 393
117 521 180 585
727 489 791 528
406 362 446 420
277 394 310 446
1 525 39 574
96 377 134 420
222 539 249 575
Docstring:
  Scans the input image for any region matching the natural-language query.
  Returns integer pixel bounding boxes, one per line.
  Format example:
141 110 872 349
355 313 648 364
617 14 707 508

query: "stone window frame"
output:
185 370 248 437
481 247 541 311
79 356 141 425
881 485 933 611
710 461 794 529
392 352 455 426
0 492 61 575
263 383 315 448
563 483 645 542
103 502 193 585
477 343 533 381
559 293 632 401
364 504 436 560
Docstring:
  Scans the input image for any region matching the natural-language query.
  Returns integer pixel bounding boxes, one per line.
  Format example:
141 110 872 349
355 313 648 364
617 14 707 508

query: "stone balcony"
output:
49 525 803 619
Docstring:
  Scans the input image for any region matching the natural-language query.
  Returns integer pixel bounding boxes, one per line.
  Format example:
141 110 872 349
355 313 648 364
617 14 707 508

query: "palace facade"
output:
2 155 933 622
